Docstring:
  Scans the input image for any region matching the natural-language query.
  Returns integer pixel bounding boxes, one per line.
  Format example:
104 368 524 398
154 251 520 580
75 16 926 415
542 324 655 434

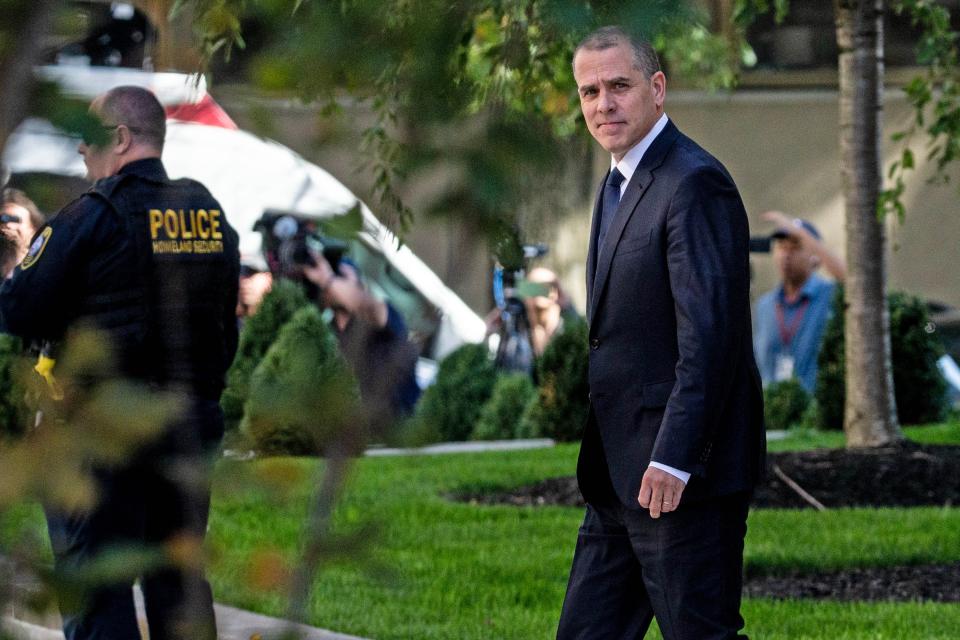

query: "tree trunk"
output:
0 0 59 157
835 0 902 447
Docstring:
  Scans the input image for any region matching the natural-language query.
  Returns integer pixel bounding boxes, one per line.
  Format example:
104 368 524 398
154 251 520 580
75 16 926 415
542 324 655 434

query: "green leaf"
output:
902 148 915 170
318 204 364 240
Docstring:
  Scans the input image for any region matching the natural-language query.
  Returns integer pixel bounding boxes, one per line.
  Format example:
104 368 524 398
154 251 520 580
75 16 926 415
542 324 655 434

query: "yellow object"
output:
34 354 64 401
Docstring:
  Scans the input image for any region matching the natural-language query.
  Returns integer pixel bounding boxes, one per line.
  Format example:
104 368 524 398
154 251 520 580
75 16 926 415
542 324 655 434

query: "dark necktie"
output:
597 167 625 253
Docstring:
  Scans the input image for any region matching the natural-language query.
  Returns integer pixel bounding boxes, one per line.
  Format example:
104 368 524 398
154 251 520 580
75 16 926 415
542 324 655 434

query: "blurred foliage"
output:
471 372 536 440
183 0 746 248
241 305 360 455
763 378 810 431
1 1 774 258
0 328 180 620
0 0 110 153
415 343 497 442
733 0 791 26
221 279 309 429
816 287 949 431
882 0 960 221
518 316 587 441
0 328 179 509
0 334 31 440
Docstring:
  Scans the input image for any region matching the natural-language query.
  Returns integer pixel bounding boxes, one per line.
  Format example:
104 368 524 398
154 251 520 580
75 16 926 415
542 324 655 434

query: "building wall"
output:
667 89 960 309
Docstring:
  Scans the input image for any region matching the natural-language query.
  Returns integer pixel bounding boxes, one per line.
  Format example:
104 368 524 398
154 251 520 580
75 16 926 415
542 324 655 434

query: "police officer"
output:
0 86 239 640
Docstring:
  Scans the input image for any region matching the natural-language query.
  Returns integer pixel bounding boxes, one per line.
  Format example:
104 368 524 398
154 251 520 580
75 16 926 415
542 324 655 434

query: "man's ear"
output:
114 125 134 155
651 71 666 109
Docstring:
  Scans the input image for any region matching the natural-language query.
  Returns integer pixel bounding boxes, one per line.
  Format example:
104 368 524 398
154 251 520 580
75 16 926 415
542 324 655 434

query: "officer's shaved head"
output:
94 86 166 152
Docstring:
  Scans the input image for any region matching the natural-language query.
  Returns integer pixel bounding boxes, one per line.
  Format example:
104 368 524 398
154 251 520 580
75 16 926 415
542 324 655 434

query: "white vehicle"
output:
2 65 484 369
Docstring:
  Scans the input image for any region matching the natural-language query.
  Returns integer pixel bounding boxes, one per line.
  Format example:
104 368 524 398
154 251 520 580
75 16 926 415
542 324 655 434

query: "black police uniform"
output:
0 158 239 640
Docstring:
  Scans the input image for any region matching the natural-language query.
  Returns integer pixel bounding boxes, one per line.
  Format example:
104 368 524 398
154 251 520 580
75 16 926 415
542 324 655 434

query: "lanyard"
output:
775 298 810 347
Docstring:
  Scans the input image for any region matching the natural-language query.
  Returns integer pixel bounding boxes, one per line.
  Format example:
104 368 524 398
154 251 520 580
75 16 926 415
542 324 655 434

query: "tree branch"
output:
772 464 828 511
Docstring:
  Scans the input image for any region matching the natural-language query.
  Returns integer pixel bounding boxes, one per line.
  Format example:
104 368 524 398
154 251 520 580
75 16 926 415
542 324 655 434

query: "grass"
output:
4 421 959 638
642 600 960 640
200 420 960 639
765 420 960 452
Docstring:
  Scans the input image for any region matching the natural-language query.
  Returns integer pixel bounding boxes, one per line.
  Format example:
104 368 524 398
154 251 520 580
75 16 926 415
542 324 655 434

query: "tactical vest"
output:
87 170 238 399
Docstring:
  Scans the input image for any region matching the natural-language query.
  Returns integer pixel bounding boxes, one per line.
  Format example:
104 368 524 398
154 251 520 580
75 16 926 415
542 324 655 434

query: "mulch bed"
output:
744 563 960 602
452 441 960 602
454 441 960 509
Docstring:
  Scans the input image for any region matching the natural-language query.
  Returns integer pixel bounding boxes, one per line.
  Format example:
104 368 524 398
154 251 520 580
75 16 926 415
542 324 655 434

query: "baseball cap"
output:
771 218 821 241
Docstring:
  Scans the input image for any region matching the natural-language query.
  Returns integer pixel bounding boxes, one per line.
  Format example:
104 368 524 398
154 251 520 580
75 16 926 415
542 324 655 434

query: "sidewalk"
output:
3 585 366 640
364 437 556 456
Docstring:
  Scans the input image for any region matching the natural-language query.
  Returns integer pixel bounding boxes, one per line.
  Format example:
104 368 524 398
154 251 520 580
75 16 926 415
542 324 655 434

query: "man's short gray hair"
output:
573 26 661 78
97 86 166 152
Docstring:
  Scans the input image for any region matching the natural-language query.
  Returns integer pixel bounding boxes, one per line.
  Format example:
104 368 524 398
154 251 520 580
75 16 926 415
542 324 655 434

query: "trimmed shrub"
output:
815 287 948 430
518 318 589 442
0 334 30 439
241 305 359 456
415 343 497 442
471 373 537 441
763 378 810 431
814 287 845 430
221 280 309 428
889 292 949 424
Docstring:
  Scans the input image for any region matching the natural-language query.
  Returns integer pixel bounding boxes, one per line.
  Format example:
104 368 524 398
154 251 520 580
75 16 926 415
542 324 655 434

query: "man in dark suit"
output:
556 26 765 640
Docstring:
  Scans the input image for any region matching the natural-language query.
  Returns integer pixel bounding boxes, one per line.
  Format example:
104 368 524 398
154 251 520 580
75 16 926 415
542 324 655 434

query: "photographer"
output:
302 253 421 419
753 211 846 392
524 267 580 357
1 188 46 265
236 263 273 320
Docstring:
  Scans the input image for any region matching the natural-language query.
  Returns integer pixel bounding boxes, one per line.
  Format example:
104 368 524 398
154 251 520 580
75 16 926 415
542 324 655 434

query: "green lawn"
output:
3 423 957 637
201 421 960 639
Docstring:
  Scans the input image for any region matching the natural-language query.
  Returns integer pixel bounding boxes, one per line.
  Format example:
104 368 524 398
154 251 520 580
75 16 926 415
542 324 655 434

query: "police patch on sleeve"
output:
20 227 52 270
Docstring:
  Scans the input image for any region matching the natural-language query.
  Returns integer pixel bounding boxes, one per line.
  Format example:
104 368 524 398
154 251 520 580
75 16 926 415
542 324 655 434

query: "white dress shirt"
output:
611 113 669 197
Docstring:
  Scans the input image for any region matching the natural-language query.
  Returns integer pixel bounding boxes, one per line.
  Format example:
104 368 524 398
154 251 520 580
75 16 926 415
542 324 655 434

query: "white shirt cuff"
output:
649 461 690 485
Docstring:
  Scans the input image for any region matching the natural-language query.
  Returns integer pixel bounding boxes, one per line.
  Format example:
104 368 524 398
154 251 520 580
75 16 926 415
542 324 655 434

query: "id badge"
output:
774 353 795 382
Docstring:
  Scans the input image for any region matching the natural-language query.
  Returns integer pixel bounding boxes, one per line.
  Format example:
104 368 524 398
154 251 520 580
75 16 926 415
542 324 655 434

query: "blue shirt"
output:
753 274 836 393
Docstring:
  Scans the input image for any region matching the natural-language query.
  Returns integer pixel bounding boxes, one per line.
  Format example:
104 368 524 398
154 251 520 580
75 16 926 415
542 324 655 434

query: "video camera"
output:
492 242 549 375
749 236 772 254
255 210 350 298
494 243 549 308
0 213 21 224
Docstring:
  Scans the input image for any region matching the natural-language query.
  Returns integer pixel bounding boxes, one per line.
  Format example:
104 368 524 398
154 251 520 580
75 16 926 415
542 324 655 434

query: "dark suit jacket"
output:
578 120 765 509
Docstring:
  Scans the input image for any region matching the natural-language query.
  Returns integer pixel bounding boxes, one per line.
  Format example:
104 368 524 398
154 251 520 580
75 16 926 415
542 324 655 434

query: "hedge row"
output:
428 288 948 440
413 318 590 443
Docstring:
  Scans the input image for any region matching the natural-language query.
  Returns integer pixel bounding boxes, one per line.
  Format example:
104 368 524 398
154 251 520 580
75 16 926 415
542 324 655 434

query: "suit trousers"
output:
44 398 224 640
557 491 751 640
